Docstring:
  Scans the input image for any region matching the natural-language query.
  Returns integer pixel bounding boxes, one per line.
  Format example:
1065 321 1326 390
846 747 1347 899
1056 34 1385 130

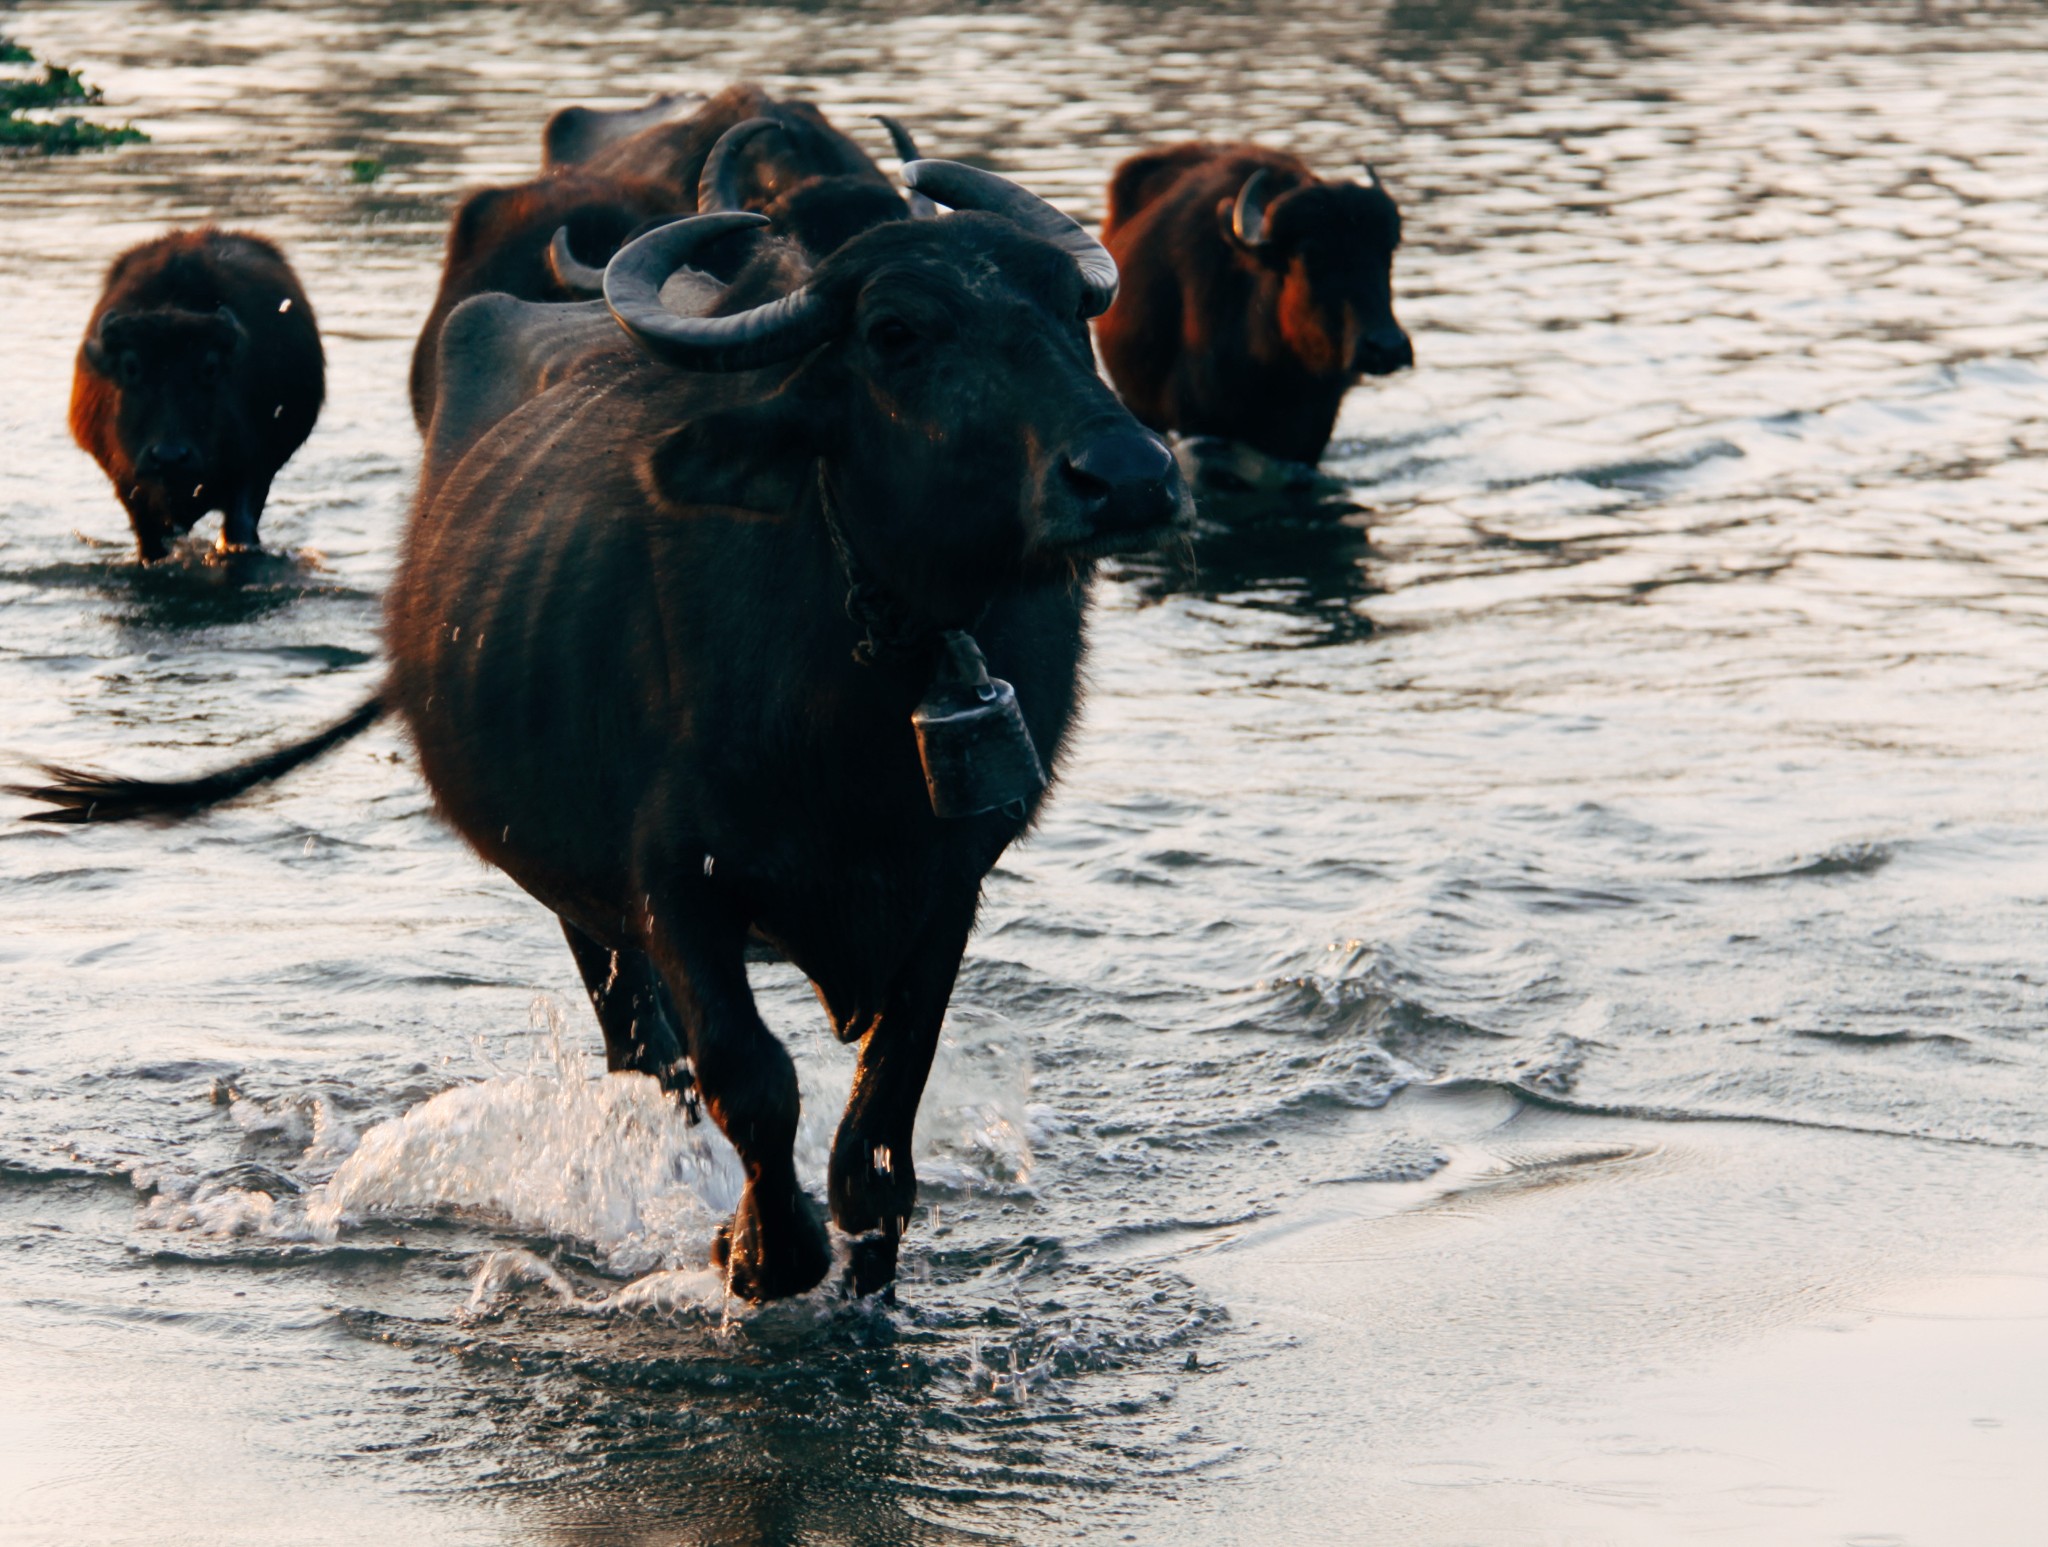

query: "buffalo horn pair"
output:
605 160 1121 372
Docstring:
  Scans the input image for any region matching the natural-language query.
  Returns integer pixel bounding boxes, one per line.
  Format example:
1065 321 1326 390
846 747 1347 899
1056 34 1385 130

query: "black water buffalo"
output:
409 169 675 430
1095 143 1412 466
70 228 324 559
17 163 1186 1304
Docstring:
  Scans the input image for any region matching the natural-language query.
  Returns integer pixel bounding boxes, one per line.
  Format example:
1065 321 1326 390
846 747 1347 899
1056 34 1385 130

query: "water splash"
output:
307 1008 742 1276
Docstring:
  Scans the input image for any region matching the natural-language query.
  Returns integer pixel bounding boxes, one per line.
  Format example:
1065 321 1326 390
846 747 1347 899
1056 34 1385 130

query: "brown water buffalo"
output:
690 113 923 263
70 229 323 559
408 169 674 430
540 90 697 170
1095 143 1412 466
17 162 1186 1305
554 82 891 210
541 113 929 304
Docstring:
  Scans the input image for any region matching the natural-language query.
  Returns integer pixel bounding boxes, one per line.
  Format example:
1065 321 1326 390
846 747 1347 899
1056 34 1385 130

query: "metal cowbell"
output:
911 630 1046 820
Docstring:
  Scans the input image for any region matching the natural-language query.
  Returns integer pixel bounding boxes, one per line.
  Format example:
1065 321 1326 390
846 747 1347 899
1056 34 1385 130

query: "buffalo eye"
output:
866 317 919 361
118 351 143 388
199 352 222 386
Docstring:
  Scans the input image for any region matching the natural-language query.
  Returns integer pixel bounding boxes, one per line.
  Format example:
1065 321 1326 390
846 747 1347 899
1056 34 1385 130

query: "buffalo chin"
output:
1040 516 1186 565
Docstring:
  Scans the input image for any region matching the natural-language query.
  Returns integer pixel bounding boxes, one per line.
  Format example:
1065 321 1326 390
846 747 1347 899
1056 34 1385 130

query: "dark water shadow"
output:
8 544 374 635
447 1304 1005 1547
339 1242 1220 1547
1114 475 1383 650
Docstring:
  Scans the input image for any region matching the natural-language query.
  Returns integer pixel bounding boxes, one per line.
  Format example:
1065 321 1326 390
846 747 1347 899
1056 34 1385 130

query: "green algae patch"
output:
0 39 148 154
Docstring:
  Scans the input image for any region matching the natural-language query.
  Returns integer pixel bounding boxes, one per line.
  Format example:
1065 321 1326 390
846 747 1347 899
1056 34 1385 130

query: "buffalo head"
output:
604 161 1186 624
82 304 250 502
694 115 930 271
1222 167 1412 379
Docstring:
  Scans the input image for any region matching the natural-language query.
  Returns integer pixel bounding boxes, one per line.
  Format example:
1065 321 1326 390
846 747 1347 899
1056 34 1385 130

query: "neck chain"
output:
816 466 967 668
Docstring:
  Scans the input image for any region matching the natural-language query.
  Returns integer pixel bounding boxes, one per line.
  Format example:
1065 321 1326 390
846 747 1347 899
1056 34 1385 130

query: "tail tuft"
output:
7 694 387 826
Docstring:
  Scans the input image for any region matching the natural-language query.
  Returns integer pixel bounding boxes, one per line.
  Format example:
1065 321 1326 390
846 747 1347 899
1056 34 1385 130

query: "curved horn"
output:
1231 168 1279 250
902 159 1119 316
697 116 783 214
604 212 836 372
546 227 607 297
875 116 939 218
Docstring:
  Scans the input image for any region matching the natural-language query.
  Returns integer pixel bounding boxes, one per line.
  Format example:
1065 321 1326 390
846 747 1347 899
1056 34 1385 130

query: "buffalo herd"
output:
27 87 1410 1302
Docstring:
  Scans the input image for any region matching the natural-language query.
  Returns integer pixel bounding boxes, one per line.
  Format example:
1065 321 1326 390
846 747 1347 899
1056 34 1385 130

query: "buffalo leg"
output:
119 487 172 562
559 917 693 1101
640 884 831 1301
828 910 973 1297
219 475 271 552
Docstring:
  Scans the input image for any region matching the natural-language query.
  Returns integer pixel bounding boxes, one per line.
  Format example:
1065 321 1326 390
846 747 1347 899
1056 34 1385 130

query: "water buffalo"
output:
551 82 891 212
1095 143 1412 466
542 113 929 306
414 100 929 430
540 90 697 171
70 228 324 559
689 113 926 266
409 169 675 430
17 163 1186 1304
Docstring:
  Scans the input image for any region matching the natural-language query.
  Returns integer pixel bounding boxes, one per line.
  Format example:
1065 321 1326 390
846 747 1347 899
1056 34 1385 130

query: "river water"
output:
3 3 2047 1543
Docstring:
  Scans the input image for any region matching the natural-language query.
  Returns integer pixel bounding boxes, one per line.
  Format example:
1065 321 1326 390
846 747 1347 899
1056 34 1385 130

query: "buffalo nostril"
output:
1354 328 1414 376
1064 433 1175 494
140 441 201 476
1060 458 1113 508
1062 431 1180 536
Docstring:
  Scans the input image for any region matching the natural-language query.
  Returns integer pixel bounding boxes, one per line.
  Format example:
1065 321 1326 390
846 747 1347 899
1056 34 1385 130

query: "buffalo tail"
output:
7 694 388 825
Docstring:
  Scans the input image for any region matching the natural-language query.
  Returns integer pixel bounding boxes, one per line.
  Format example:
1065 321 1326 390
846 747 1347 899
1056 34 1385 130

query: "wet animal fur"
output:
70 228 323 558
408 170 675 430
19 209 1184 1305
1095 143 1409 465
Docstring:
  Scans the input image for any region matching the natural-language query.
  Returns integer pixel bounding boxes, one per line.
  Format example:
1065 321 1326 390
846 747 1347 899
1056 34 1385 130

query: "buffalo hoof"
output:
843 1229 900 1300
711 1183 831 1302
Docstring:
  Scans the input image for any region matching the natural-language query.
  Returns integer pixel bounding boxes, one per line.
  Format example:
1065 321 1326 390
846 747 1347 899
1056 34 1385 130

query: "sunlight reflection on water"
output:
3 2 2048 1542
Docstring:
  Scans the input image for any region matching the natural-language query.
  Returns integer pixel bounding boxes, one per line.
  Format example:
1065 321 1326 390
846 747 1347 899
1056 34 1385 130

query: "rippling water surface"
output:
4 3 2047 1542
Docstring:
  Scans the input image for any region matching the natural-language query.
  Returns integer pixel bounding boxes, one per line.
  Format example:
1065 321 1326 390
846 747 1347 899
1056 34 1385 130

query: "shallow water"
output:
3 2 2047 1542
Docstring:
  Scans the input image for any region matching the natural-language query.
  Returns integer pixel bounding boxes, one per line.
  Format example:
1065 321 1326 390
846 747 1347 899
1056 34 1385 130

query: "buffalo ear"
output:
1213 195 1241 251
214 304 249 355
448 185 516 265
639 399 816 521
82 310 124 375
